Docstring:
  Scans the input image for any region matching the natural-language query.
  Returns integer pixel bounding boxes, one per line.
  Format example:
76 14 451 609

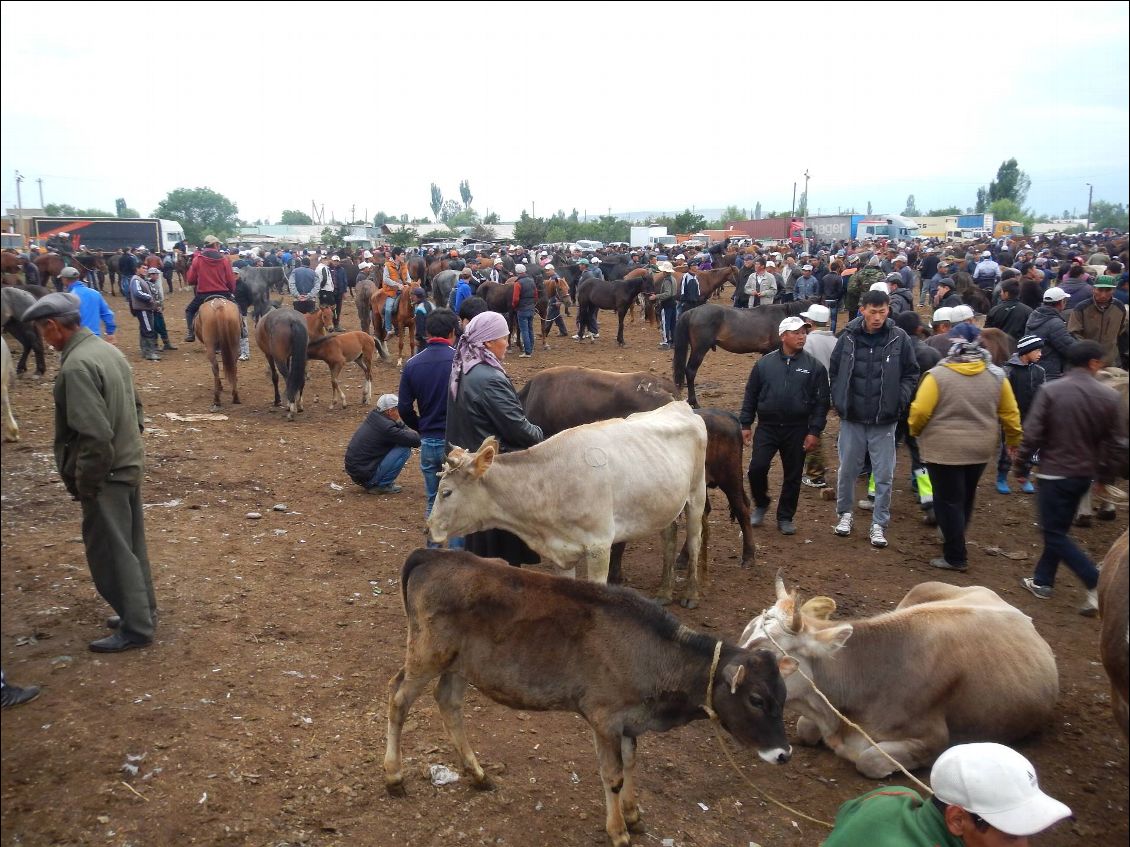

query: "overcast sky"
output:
2 1 1127 225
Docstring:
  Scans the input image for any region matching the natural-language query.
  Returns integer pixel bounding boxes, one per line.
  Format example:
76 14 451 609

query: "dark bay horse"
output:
255 306 308 421
673 300 816 407
694 265 739 300
354 277 378 335
430 269 458 309
193 297 242 410
535 276 572 349
576 273 655 346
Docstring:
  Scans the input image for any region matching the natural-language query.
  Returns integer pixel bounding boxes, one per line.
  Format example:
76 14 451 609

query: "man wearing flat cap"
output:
23 293 157 653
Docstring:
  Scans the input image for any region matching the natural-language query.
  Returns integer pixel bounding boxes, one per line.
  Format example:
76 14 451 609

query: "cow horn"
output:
774 569 787 602
789 590 802 633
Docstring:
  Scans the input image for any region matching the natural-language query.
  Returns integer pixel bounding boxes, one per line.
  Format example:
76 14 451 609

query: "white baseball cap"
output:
932 307 954 323
870 281 890 292
1042 286 1069 303
951 304 975 321
765 261 777 268
800 304 830 324
931 743 1071 837
981 250 992 258
801 264 813 271
778 316 806 333
376 394 399 412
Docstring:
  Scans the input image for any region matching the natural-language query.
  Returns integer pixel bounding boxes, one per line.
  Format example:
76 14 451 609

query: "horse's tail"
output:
220 308 241 389
286 325 308 404
673 310 690 390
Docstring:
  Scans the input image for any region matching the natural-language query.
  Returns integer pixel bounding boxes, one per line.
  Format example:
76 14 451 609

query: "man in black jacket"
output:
740 316 830 535
344 394 422 494
828 290 920 548
985 280 1033 341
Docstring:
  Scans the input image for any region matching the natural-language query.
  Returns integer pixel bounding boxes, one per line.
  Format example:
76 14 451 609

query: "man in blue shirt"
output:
61 267 116 342
398 307 461 548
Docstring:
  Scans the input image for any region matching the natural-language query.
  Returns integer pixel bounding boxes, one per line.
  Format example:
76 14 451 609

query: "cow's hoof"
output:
680 597 699 610
471 774 495 791
654 593 673 606
385 777 406 797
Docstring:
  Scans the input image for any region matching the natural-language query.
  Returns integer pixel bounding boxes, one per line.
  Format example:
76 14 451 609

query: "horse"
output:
254 306 308 421
474 280 520 342
0 286 46 377
354 276 378 335
305 307 377 409
193 297 242 411
693 265 740 300
370 286 414 367
535 275 573 349
174 253 191 289
977 327 1015 366
430 269 458 310
407 255 427 291
575 273 656 346
234 267 279 325
673 300 817 407
33 254 67 291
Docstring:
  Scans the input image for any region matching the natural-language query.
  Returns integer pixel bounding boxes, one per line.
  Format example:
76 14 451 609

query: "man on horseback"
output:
184 235 238 343
382 247 410 333
46 231 74 260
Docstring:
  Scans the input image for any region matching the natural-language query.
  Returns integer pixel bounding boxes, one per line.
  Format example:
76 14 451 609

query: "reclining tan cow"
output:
1099 530 1129 737
384 549 797 847
427 401 709 607
739 574 1059 778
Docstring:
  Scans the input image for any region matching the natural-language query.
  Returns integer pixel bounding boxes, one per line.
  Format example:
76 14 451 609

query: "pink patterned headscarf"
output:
449 311 510 400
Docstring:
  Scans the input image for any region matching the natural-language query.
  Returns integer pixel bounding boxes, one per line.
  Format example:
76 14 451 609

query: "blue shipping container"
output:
956 214 984 228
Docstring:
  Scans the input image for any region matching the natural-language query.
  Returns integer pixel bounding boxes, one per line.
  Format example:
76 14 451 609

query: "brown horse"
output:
305 307 376 409
370 286 415 367
977 327 1015 365
255 306 308 421
694 265 739 300
194 297 242 410
174 253 191 290
673 300 817 407
354 276 378 335
535 276 573 349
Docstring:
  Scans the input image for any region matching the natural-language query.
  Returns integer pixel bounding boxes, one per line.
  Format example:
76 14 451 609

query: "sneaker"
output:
930 557 968 572
1021 577 1053 600
801 476 827 489
1 682 41 709
858 498 875 511
657 342 670 350
1074 514 1093 528
1079 589 1099 617
368 484 402 495
162 342 178 351
238 353 250 362
869 524 888 548
834 513 853 536
750 506 768 527
778 520 796 536
592 333 600 339
571 334 584 341
518 352 531 358
184 334 196 343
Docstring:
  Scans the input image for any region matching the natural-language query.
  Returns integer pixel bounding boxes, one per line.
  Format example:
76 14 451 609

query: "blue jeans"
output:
1032 477 1099 590
517 310 534 354
384 296 398 332
419 438 446 517
825 300 841 333
366 446 411 489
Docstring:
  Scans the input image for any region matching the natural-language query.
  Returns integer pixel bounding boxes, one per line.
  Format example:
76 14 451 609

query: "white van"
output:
573 239 604 253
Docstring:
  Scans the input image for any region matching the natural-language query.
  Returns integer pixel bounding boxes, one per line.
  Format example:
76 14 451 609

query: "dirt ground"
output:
2 284 1127 847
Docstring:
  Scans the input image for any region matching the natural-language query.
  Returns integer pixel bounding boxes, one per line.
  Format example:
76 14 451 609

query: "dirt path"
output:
2 287 1126 846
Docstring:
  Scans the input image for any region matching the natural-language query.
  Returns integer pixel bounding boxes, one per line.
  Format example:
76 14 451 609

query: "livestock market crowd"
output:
2 227 1128 846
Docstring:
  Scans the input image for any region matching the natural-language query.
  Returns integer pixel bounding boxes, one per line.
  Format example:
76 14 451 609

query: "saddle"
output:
203 294 233 306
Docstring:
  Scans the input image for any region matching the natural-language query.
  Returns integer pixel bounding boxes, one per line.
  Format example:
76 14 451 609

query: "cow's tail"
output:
400 548 433 612
286 326 308 405
673 310 690 391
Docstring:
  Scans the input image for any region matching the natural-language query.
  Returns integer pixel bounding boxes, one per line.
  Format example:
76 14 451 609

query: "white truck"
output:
629 225 677 249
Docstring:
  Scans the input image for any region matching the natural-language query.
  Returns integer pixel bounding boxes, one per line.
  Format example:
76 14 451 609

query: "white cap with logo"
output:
1042 286 1069 303
778 316 806 333
800 304 830 324
931 742 1071 837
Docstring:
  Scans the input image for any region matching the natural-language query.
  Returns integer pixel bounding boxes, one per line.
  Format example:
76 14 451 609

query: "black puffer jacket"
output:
1003 355 1046 419
829 316 920 424
739 349 829 436
1024 305 1075 380
889 287 914 315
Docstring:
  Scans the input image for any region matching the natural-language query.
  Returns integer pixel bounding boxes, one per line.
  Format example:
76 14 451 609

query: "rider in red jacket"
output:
184 236 237 342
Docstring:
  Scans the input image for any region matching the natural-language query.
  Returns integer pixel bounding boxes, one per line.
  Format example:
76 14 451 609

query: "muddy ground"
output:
2 285 1127 847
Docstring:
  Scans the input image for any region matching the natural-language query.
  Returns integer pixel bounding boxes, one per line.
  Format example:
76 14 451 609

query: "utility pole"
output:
36 177 44 208
790 182 796 218
803 169 811 252
13 170 23 240
1085 183 1093 229
351 203 355 223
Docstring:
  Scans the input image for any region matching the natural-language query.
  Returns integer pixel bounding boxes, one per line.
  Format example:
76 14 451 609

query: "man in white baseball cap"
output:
926 307 956 355
824 742 1071 845
797 303 836 488
738 314 829 535
1025 287 1074 380
344 393 421 495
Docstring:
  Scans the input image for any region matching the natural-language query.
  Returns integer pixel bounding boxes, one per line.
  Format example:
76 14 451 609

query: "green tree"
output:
388 227 418 248
153 187 239 244
974 187 988 213
988 158 1031 206
469 223 497 241
753 201 762 220
795 192 808 218
320 226 345 248
447 208 479 229
421 229 455 241
513 211 549 247
866 201 873 215
482 211 501 225
903 195 919 216
1089 200 1130 230
459 180 473 209
720 205 746 225
429 183 443 222
44 202 114 217
988 199 1025 222
372 211 395 227
280 209 314 225
926 206 963 216
114 198 139 217
671 209 707 234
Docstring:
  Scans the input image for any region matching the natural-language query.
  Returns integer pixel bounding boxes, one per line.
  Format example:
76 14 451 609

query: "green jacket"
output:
822 787 961 847
845 266 884 316
53 328 145 499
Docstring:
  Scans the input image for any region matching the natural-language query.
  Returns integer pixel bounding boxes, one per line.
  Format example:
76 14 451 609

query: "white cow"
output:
739 574 1059 778
1 336 17 442
428 401 709 607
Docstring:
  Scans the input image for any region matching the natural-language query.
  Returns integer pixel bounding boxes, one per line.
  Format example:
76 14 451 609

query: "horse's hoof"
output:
654 594 673 606
680 598 699 610
471 774 495 791
385 778 406 797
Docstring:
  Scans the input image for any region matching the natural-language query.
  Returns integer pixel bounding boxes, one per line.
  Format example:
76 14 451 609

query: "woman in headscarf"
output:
909 340 1022 574
445 311 544 564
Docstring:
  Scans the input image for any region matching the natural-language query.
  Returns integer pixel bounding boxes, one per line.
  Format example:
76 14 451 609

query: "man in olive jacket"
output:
24 293 157 653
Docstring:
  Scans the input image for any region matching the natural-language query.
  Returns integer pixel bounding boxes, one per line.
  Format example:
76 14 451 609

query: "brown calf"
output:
384 549 795 847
